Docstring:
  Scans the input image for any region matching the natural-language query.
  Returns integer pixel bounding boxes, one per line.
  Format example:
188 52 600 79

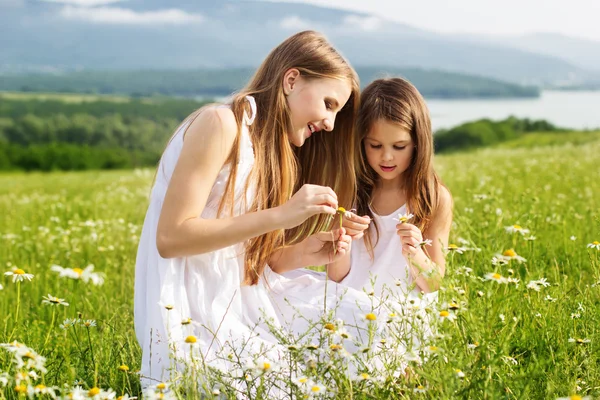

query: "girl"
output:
134 31 376 387
329 77 453 302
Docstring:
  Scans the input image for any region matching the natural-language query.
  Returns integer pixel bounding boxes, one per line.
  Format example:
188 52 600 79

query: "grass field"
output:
1 135 599 399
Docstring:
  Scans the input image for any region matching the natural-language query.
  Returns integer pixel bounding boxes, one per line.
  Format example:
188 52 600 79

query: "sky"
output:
276 0 600 42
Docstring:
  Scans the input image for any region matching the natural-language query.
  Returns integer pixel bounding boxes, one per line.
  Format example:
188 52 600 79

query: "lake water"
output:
427 90 600 131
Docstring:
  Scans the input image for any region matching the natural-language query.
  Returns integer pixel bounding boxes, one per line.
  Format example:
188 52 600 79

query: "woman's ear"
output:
282 68 300 95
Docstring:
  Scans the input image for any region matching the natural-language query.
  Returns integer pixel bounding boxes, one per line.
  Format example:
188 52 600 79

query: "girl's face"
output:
364 119 415 185
284 70 352 147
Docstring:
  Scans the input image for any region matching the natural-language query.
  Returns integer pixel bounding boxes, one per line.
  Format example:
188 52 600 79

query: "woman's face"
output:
283 69 352 147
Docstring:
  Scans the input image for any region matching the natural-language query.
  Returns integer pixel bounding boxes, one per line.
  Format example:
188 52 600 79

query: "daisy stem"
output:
85 326 97 383
15 281 21 324
41 307 56 352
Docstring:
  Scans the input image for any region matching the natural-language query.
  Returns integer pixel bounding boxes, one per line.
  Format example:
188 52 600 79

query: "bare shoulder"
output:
183 106 239 149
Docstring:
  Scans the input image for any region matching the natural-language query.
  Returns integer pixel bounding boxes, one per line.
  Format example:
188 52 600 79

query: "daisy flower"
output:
419 239 433 247
587 241 600 250
556 395 590 400
41 294 69 307
50 264 105 285
499 249 527 263
394 212 414 224
504 225 530 235
4 267 34 283
447 244 467 254
484 272 508 284
568 338 591 345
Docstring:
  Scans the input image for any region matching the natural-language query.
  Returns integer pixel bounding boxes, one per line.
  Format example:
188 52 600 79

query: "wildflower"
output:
491 256 509 266
50 264 105 285
4 267 34 283
438 310 457 322
570 236 577 241
356 372 371 381
308 383 327 396
394 212 414 224
499 314 506 322
476 291 484 297
59 318 78 329
467 342 479 349
500 249 527 263
505 225 530 235
413 385 427 393
250 358 278 374
526 278 551 292
181 318 192 325
571 313 581 319
80 319 97 328
426 345 442 354
568 338 591 344
329 344 343 352
184 336 197 344
455 369 465 379
587 241 600 250
447 244 467 254
502 356 518 365
419 239 433 247
484 272 508 284
557 395 591 400
363 313 377 322
41 294 69 307
323 322 336 332
292 375 310 386
544 295 557 302
118 365 129 372
524 235 537 241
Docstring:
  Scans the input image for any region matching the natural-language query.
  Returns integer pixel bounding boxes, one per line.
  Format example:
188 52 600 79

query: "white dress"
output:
134 97 380 387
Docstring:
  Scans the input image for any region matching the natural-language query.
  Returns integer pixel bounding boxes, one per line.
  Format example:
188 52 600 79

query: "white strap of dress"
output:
243 95 257 126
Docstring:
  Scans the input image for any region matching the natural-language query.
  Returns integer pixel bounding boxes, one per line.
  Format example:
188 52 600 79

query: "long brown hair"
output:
172 31 359 285
355 78 443 255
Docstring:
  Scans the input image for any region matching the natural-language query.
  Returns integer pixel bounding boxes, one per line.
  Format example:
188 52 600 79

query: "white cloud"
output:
59 6 204 25
43 0 124 7
279 15 312 30
342 15 381 32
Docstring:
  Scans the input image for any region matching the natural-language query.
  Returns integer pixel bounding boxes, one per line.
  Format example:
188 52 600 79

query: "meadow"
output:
1 134 599 399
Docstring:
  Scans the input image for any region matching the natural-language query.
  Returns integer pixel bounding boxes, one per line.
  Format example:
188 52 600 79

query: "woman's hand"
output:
277 184 338 230
341 210 371 240
301 228 351 267
396 222 425 257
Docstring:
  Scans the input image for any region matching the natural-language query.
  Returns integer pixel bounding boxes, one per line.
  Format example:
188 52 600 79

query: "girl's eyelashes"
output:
324 100 332 110
368 144 407 150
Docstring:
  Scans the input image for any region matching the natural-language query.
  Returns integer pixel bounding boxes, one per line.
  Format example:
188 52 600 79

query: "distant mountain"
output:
0 0 594 87
0 67 540 99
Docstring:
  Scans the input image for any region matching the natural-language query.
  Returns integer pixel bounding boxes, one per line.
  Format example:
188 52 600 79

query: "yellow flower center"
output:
439 310 449 317
35 385 46 390
448 244 458 250
311 386 321 392
360 373 369 379
449 303 459 309
399 217 408 223
24 351 36 359
429 346 438 352
156 383 166 390
181 318 191 325
365 313 377 321
493 273 501 280
72 268 83 275
570 396 583 400
298 377 308 383
185 336 197 344
262 362 271 370
513 225 522 230
164 304 174 310
417 385 425 389
118 364 129 371
89 387 100 396
503 249 517 257
593 241 600 245
14 268 25 275
15 385 28 394
323 323 336 331
337 207 346 213
330 344 342 351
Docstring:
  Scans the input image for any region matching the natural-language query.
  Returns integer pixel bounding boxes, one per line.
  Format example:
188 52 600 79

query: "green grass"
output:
1 139 599 398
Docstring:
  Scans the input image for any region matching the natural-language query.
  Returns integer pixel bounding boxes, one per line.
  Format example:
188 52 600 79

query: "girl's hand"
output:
396 222 424 257
302 228 351 266
341 211 371 240
278 184 338 230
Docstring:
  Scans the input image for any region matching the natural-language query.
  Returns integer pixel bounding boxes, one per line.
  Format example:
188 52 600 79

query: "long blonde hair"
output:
355 78 443 255
171 31 360 285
